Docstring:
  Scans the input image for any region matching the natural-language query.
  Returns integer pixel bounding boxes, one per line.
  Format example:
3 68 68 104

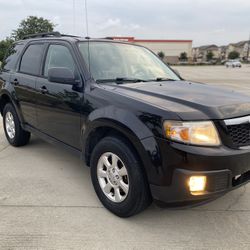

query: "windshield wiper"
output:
152 77 177 82
96 77 147 84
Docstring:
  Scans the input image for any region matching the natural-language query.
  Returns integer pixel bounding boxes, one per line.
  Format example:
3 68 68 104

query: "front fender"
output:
82 106 163 185
85 105 154 139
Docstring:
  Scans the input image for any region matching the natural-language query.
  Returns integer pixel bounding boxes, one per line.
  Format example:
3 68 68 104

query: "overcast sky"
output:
0 0 250 46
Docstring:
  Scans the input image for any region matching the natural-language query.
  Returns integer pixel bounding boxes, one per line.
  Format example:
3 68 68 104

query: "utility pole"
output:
246 32 250 62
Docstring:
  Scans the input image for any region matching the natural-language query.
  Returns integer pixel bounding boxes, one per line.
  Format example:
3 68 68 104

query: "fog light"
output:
188 176 206 193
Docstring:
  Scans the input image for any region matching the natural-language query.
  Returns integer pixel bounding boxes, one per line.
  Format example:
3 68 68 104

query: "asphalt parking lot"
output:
0 65 250 249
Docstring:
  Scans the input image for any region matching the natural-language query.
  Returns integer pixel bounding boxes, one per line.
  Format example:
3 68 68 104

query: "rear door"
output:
36 42 83 149
13 43 45 126
0 42 24 102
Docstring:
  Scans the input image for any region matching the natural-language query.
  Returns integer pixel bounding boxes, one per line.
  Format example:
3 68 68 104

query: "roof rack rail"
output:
22 31 61 40
60 34 80 38
104 37 115 40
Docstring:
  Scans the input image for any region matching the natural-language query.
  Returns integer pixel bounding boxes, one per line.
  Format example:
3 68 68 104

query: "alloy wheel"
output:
5 111 15 139
97 152 129 203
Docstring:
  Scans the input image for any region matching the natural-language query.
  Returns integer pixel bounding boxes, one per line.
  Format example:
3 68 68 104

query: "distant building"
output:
192 45 219 62
193 40 250 62
108 37 193 64
218 46 227 61
227 41 249 60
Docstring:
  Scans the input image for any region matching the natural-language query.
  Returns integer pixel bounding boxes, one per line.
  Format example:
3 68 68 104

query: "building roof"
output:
197 44 219 50
109 36 192 43
230 40 248 48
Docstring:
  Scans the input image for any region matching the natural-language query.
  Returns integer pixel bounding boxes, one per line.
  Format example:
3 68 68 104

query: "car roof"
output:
16 32 130 45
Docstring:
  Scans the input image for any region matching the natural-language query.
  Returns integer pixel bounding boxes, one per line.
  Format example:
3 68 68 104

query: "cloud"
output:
0 0 249 46
97 18 140 34
98 18 121 30
212 29 226 34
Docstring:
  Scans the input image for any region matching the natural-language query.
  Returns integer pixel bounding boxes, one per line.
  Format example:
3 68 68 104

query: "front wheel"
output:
3 103 30 146
90 136 152 217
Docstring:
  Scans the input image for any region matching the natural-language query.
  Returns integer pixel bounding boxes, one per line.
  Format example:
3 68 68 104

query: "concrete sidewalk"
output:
0 65 250 249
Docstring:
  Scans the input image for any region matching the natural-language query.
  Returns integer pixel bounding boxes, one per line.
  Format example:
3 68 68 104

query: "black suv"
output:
0 32 250 217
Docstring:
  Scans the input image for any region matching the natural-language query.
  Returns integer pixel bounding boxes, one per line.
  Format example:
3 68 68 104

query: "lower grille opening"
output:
206 173 229 192
232 171 250 187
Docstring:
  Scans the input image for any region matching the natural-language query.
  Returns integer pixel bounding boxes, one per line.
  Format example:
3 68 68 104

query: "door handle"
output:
11 79 19 86
39 86 48 94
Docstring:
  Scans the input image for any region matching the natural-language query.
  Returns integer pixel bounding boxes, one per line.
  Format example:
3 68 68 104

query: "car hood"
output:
102 80 250 120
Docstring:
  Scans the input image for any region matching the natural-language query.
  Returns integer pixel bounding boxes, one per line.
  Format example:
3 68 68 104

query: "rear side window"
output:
19 44 44 75
2 43 24 72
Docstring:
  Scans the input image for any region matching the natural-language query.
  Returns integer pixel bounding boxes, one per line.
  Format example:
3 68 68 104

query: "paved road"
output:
174 65 250 94
0 66 250 249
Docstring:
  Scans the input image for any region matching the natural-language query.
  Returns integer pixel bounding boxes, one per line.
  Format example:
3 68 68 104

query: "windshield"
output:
78 41 180 82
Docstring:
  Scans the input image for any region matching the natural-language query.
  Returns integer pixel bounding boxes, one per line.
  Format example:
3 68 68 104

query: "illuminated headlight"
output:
163 121 220 146
188 176 207 193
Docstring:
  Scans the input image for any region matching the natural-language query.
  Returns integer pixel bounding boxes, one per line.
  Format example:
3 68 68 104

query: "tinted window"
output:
44 45 76 77
20 44 44 75
78 42 180 81
2 43 24 72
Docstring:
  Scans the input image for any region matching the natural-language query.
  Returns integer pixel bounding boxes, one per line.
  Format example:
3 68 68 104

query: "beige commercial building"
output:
109 37 193 64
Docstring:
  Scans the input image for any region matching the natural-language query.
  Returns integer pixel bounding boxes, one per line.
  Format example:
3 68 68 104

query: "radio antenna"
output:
84 0 91 75
73 0 76 34
84 0 89 37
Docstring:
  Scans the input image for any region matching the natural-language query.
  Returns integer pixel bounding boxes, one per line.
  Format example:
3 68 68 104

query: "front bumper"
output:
151 168 250 205
150 138 250 204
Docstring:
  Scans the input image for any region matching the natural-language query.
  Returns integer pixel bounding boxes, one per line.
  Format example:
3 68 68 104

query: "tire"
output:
3 103 30 147
90 136 152 217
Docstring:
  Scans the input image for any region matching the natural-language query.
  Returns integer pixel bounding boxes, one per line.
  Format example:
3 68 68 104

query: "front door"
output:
36 43 83 149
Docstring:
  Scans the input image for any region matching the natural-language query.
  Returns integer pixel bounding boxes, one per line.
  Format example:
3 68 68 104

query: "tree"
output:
179 52 188 61
206 51 214 61
0 38 14 62
158 51 165 59
228 51 240 60
12 16 55 40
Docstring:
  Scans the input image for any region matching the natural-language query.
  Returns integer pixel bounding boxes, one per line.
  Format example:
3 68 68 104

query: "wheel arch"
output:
82 107 161 185
0 92 14 115
0 92 24 124
83 118 149 165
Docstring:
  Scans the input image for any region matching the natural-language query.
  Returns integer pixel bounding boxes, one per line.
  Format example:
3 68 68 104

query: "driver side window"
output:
44 44 76 77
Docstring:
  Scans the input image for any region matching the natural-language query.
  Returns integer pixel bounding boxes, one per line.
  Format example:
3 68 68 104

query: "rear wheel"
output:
90 136 152 217
3 103 30 146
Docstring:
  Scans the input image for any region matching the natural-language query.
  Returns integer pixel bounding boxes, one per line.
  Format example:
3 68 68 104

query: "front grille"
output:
224 116 250 148
227 123 250 147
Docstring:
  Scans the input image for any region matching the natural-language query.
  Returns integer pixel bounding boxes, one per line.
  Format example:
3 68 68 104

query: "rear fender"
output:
0 90 25 125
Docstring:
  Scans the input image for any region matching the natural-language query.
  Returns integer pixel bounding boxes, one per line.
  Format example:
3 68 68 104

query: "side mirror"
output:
48 67 76 85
